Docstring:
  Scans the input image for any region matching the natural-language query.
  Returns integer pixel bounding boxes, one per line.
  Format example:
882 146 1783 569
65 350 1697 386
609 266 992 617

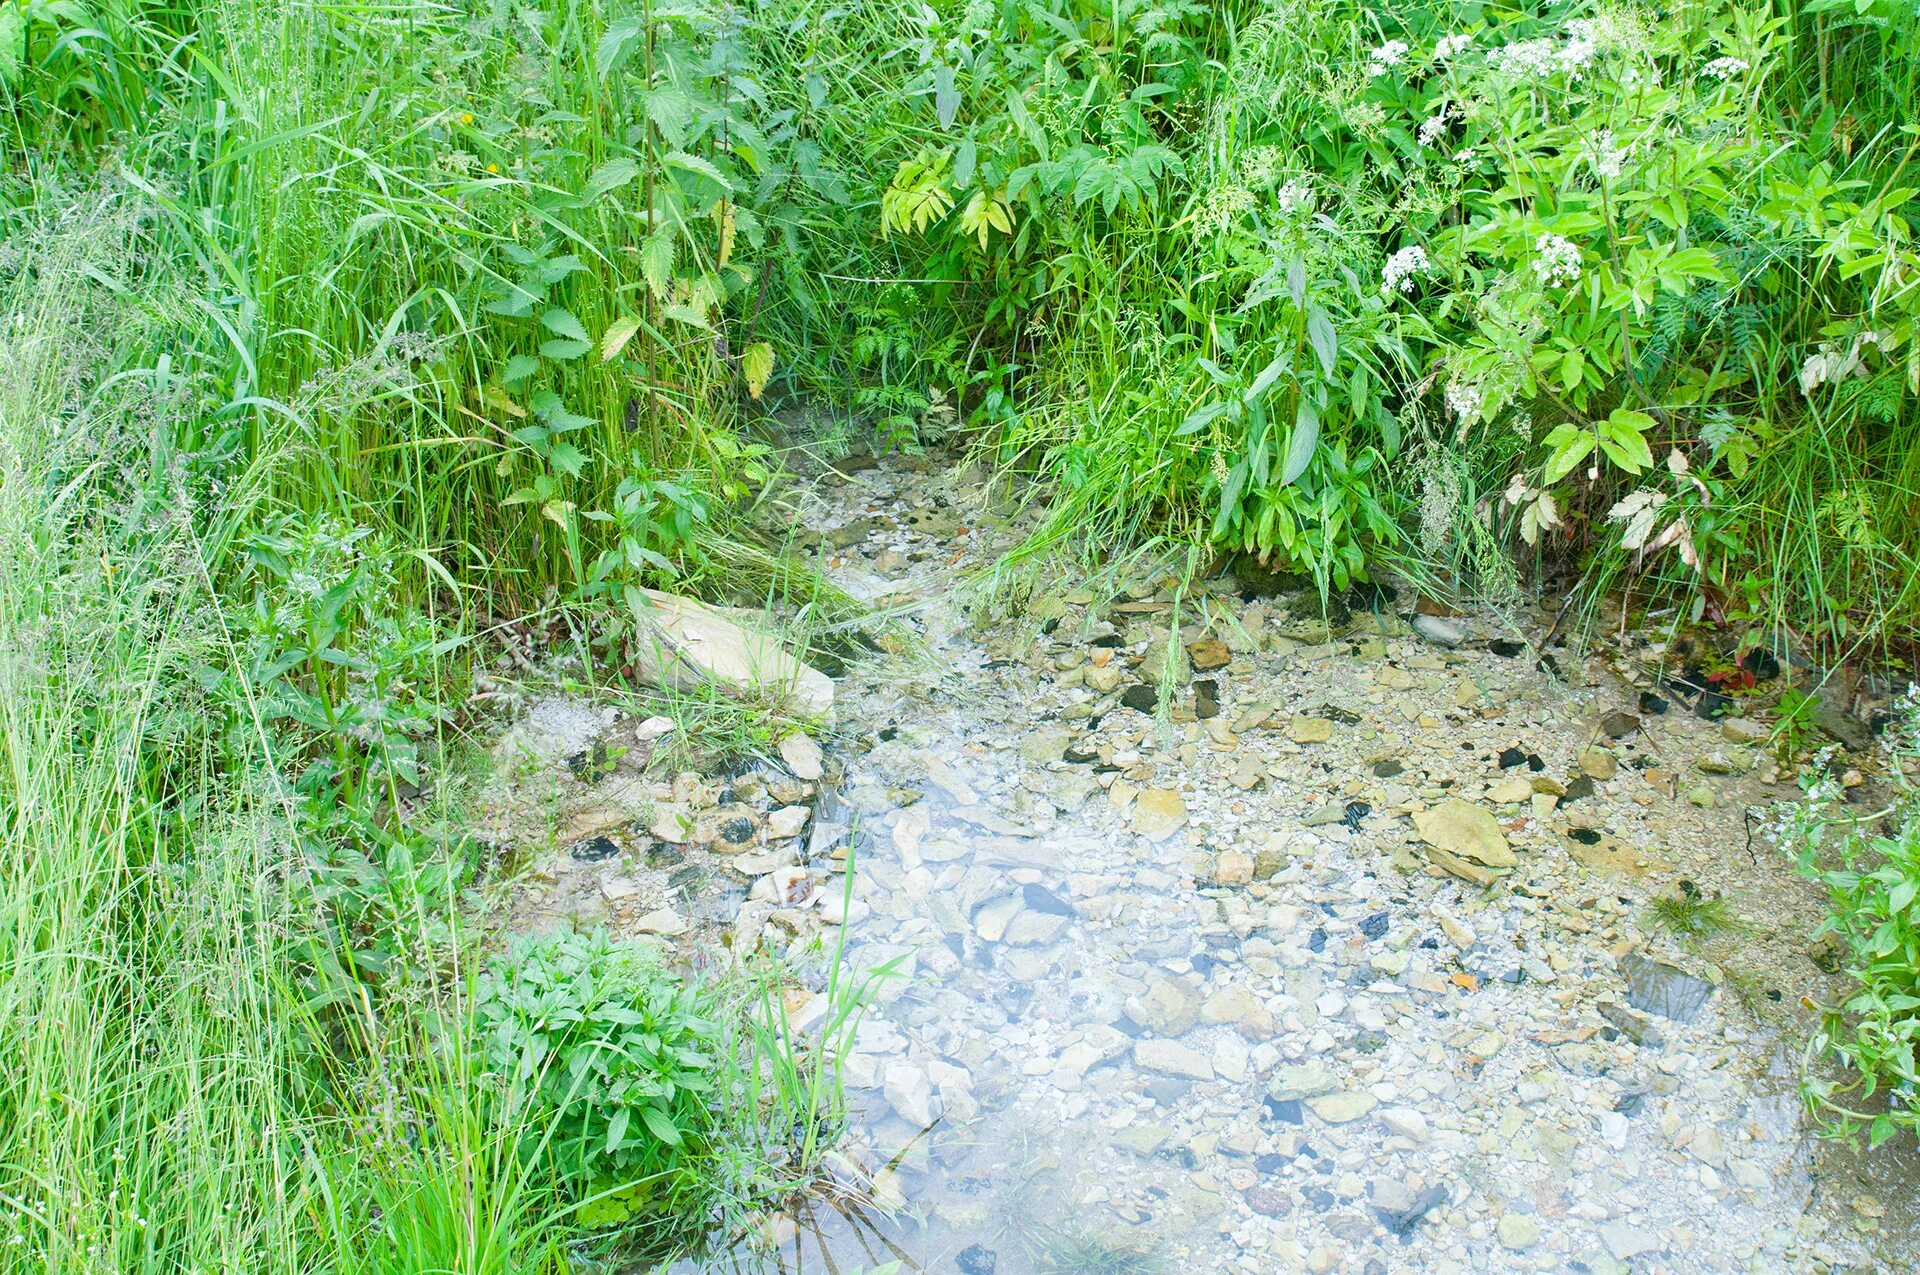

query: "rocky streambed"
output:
492 452 1918 1275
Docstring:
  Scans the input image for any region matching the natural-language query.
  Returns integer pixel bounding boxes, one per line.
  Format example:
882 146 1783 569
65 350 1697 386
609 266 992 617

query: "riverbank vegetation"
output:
4 0 1918 1266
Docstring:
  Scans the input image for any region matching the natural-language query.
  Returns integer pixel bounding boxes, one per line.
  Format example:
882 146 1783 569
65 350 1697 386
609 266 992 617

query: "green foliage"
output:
1780 701 1920 1149
475 930 725 1230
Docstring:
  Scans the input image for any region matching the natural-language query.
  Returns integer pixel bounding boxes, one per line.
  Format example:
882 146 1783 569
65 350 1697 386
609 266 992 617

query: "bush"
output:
1779 691 1920 1148
474 930 727 1231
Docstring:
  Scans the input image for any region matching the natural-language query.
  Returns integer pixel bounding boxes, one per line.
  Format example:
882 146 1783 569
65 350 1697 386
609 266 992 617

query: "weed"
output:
1649 883 1743 940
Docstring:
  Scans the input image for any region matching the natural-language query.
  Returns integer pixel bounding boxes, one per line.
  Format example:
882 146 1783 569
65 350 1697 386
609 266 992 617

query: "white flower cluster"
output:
1433 33 1474 61
1275 178 1314 217
1588 129 1632 178
1381 244 1432 295
1487 30 1597 80
1701 56 1750 81
1445 379 1485 422
1417 103 1453 148
1368 40 1411 77
1533 233 1582 287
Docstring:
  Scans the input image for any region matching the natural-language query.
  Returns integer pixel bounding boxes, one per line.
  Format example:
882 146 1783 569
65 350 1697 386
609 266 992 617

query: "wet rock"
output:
1412 614 1466 647
1599 1222 1662 1262
1413 799 1515 882
1562 775 1596 802
1193 679 1220 719
1600 710 1642 739
767 805 810 839
1120 684 1158 713
1267 1062 1341 1101
1289 716 1334 744
956 1244 998 1275
778 731 825 780
1214 847 1255 886
1129 973 1202 1037
628 589 834 717
1373 759 1404 778
1622 953 1714 1022
1187 637 1232 671
1376 1107 1430 1142
1246 1183 1292 1217
1132 789 1187 841
1496 1213 1541 1251
634 906 688 936
1598 1000 1664 1046
569 835 622 862
1376 1183 1449 1236
1134 1039 1214 1080
1306 1091 1376 1123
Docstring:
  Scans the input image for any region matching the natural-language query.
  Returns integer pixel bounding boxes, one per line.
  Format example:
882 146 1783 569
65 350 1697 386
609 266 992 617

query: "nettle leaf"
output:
530 390 595 432
643 86 693 146
500 355 540 386
664 150 733 192
741 342 775 399
588 157 641 199
602 315 643 362
540 339 591 361
542 309 591 343
596 16 644 79
641 230 676 300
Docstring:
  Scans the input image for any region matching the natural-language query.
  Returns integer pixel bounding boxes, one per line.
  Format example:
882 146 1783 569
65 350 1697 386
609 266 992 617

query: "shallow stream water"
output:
528 454 1920 1275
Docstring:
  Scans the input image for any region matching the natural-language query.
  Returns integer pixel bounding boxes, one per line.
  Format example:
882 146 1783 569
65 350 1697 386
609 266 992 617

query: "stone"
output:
1130 973 1203 1037
1085 663 1124 693
634 907 688 936
1576 746 1617 780
1600 710 1642 738
1497 1214 1541 1251
1412 614 1466 647
1133 789 1187 841
1599 1222 1661 1261
1134 1039 1214 1080
883 1061 941 1127
1214 847 1255 886
766 805 810 839
1488 776 1534 804
1306 1091 1377 1123
1187 637 1232 671
1289 716 1334 744
777 731 825 780
629 589 833 717
1413 799 1515 869
1686 784 1719 808
972 893 1025 942
1622 953 1714 1022
1267 1063 1341 1101
1377 1107 1431 1142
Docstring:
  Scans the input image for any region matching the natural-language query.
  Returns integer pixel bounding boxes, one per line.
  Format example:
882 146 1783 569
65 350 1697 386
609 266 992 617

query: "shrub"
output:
1779 692 1920 1148
474 930 726 1231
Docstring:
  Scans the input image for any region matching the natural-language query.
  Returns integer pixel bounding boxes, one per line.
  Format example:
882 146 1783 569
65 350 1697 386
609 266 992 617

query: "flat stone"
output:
1134 1039 1214 1080
634 907 688 936
1599 1221 1662 1261
1413 799 1515 868
1622 953 1714 1022
1576 746 1617 780
1413 615 1466 647
1377 1107 1431 1142
766 805 810 839
1214 847 1255 886
1497 1214 1541 1251
777 731 825 780
629 589 833 717
1133 789 1187 841
1306 1091 1377 1123
1268 1063 1341 1101
1489 776 1535 804
1187 637 1232 671
1289 716 1334 744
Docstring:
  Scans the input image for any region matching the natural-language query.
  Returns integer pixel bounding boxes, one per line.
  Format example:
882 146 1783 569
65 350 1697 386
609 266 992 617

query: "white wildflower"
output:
1380 244 1432 296
1417 103 1453 148
1368 40 1411 76
1588 129 1631 179
1488 38 1558 79
1532 233 1582 288
1453 146 1477 165
1433 34 1473 61
1275 178 1314 217
1445 379 1485 423
1701 56 1750 82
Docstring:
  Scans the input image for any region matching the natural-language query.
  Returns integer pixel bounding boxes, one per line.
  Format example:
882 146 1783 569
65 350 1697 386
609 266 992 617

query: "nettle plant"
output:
1357 6 1916 608
1774 691 1920 1149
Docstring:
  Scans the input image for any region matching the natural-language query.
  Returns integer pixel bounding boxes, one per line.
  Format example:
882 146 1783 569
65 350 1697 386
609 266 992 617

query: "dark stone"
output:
1527 752 1546 772
1320 703 1364 725
1253 1152 1287 1173
668 864 705 897
1694 690 1731 720
1359 912 1389 940
1568 827 1602 845
1020 883 1076 917
1536 653 1561 676
1622 953 1714 1022
1373 759 1405 778
1120 684 1158 713
1615 1090 1648 1117
1194 679 1220 719
1264 1096 1304 1125
719 817 757 847
956 1244 998 1275
1064 746 1099 765
1563 775 1595 802
1376 1182 1450 1237
1090 634 1122 648
1246 1183 1292 1216
1639 691 1670 715
1488 639 1524 658
1342 801 1371 830
1307 927 1327 953
1354 1029 1388 1054
569 835 621 862
1600 710 1642 739
645 841 684 868
1498 747 1528 769
1598 1000 1663 1046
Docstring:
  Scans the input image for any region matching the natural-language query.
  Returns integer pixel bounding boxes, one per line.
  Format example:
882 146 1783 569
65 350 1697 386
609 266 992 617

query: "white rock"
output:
629 588 834 717
777 730 825 779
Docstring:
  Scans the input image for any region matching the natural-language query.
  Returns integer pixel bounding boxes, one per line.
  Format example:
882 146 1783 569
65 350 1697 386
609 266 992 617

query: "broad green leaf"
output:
1600 409 1656 473
601 315 643 362
640 1104 684 1146
1244 353 1287 403
587 157 640 198
1306 307 1338 377
540 339 591 361
1543 424 1597 484
500 355 540 386
664 150 733 191
741 342 775 399
1280 399 1320 486
542 309 590 343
